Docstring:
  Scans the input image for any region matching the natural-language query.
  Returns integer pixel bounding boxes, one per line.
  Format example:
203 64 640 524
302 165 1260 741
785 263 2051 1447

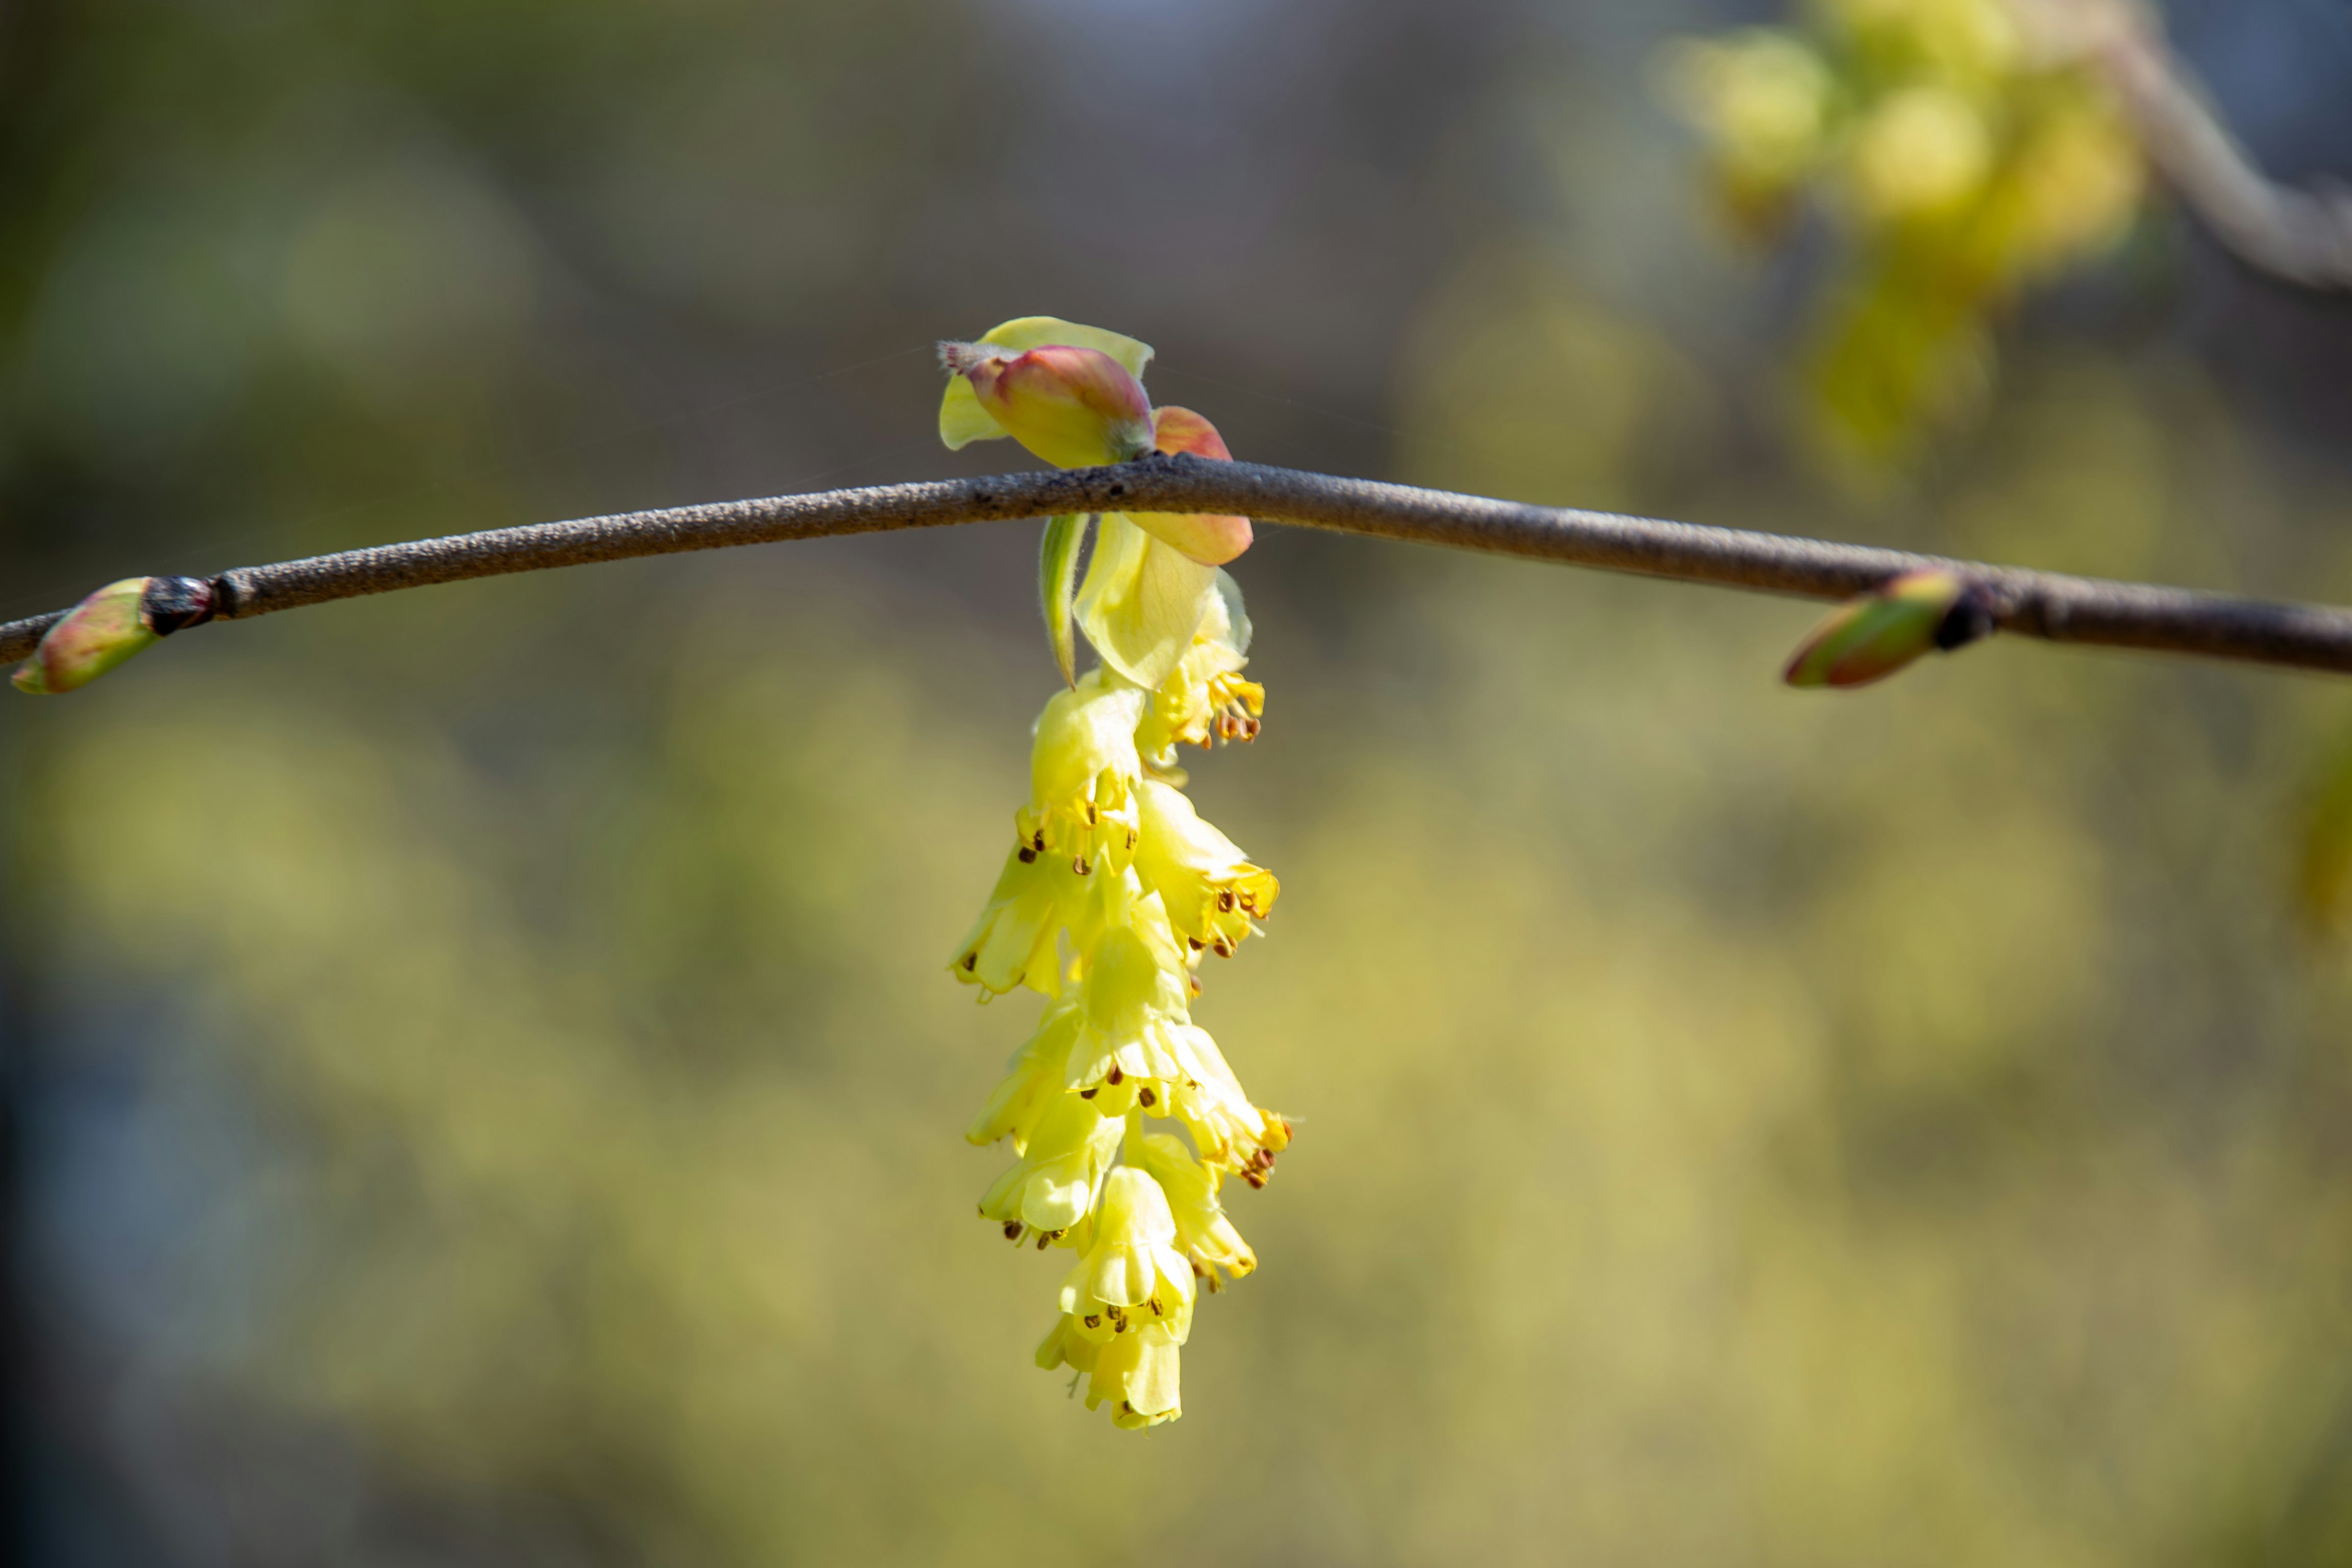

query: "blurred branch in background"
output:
1663 0 2352 469
2038 0 2352 288
12 456 2352 685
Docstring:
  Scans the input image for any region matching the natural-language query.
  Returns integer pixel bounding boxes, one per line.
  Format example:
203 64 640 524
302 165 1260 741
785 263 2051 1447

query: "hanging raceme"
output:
941 317 1289 1430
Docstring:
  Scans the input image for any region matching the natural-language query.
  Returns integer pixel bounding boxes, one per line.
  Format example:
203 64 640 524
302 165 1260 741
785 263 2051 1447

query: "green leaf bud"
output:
1781 569 1992 689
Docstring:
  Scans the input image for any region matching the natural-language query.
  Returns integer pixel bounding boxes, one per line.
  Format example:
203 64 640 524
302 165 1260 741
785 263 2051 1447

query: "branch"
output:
2022 0 2352 290
8 454 2352 677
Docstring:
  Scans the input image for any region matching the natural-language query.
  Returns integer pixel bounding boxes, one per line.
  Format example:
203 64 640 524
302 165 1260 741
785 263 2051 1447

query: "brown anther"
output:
1216 889 1236 913
1080 1087 1098 1099
1084 802 1098 825
1003 1221 1023 1242
1121 1401 1135 1414
1212 939 1233 958
1115 1319 1129 1333
1032 832 1046 853
1073 857 1091 876
1191 1262 1207 1278
961 953 977 971
1188 938 1204 952
1036 1232 1052 1250
1084 1314 1101 1329
1126 829 1137 849
1107 1065 1124 1086
1138 1087 1158 1108
1243 1170 1267 1189
1017 846 1037 864
1148 1298 1163 1316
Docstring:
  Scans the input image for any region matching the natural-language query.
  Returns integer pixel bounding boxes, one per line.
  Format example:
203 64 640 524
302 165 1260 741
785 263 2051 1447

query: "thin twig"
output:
2018 0 2352 289
7 454 2352 677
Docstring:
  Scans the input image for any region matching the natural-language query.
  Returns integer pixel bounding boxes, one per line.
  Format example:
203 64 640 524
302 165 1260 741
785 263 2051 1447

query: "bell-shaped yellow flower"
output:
1139 1131 1256 1286
1135 570 1263 763
1168 1023 1292 1186
1133 779 1278 962
968 1001 1080 1151
951 847 1087 996
1064 876 1200 1118
979 1090 1122 1235
1022 671 1144 869
1044 1166 1196 1427
1062 1167 1196 1316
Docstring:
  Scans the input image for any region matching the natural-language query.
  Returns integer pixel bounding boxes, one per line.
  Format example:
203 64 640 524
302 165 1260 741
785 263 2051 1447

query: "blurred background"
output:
7 0 2352 1562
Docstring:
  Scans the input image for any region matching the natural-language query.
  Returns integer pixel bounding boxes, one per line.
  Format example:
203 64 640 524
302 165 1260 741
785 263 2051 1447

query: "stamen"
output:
1003 1221 1023 1242
1138 1087 1157 1108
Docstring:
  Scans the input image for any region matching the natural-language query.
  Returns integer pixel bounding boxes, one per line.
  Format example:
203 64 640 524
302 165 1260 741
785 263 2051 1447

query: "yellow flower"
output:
1139 1131 1256 1285
967 1001 1080 1150
1021 670 1145 869
1168 1023 1292 1186
1063 875 1200 1118
1844 85 1992 223
1135 570 1262 763
1044 1166 1194 1427
950 847 1087 996
978 1091 1122 1236
1134 778 1278 963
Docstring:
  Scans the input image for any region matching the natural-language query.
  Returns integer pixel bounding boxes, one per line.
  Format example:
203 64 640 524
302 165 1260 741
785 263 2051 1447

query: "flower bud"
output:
1782 569 1993 689
940 341 1155 470
12 576 215 695
1128 407 1252 566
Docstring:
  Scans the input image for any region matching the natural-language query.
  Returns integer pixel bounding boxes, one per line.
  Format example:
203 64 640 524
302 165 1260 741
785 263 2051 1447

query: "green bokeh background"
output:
10 2 2352 1564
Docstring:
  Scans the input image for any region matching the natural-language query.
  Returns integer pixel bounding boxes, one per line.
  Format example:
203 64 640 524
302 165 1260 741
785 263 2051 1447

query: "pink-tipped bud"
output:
939 341 1155 470
1126 405 1253 566
12 576 216 696
1782 569 1992 690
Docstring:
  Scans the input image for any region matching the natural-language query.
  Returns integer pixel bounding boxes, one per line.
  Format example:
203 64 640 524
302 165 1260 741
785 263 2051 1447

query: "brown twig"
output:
6 453 2352 678
2021 0 2352 289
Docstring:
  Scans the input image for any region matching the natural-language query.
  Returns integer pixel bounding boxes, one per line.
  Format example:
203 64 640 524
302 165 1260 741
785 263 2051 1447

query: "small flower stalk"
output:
944 318 1288 1430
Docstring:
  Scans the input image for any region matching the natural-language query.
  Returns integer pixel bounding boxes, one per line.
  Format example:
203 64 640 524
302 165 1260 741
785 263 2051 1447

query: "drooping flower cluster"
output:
942 317 1287 1430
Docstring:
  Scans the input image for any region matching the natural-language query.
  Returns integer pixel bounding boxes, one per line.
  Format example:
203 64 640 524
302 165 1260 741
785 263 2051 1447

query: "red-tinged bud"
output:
1782 569 1992 689
940 341 1155 470
12 576 216 695
1128 405 1253 566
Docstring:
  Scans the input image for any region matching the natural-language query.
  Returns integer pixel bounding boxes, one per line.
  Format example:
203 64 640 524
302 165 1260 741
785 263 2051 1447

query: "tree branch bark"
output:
7 454 2352 677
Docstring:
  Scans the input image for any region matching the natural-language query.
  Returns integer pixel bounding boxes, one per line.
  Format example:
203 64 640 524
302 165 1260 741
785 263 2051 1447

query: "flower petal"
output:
981 316 1154 379
939 373 1003 450
1075 514 1218 690
1127 405 1252 565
